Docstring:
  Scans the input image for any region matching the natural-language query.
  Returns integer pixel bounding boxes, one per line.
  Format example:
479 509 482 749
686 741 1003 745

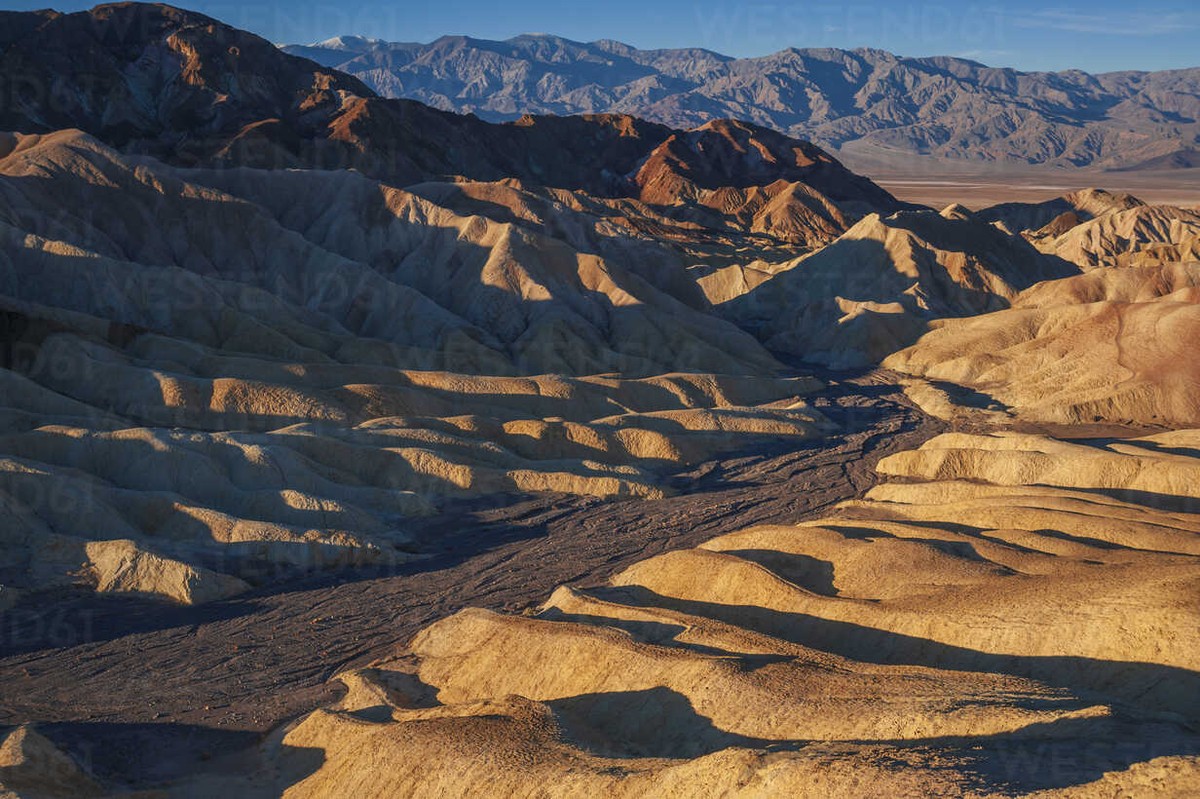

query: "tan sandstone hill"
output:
885 262 1200 427
0 725 101 798
1031 204 1200 269
977 188 1146 235
978 190 1200 270
194 430 1200 797
717 204 1078 367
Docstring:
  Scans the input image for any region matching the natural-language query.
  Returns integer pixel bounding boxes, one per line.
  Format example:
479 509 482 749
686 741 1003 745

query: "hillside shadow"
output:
719 221 1080 367
0 589 262 657
33 720 327 796
934 715 1200 794
26 691 1200 795
1069 486 1200 515
589 585 1200 720
1087 436 1200 461
718 549 840 596
926 379 1011 412
547 687 1198 794
845 714 1198 794
536 609 727 657
36 721 264 786
548 686 774 759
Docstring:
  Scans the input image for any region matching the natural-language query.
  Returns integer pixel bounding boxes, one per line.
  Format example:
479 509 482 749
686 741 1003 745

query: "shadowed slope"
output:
720 204 1078 367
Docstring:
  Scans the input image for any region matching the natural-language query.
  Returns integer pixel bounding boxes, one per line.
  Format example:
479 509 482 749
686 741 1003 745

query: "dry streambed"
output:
0 374 937 789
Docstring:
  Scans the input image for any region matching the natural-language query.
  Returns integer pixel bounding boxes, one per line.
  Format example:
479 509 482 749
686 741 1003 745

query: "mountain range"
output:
283 34 1200 171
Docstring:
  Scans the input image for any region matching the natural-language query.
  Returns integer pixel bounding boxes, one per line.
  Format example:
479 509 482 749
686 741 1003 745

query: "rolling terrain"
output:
0 3 1198 797
0 3 901 605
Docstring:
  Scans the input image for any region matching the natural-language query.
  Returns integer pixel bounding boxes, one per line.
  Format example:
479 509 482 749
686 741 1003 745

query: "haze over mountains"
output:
284 34 1200 170
1 3 1199 797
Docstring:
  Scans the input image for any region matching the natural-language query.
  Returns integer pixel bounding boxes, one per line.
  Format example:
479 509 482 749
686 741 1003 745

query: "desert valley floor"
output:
874 170 1200 215
0 4 1199 797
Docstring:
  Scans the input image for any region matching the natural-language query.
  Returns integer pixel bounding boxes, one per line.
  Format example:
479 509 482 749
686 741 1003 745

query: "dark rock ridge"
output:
0 3 899 215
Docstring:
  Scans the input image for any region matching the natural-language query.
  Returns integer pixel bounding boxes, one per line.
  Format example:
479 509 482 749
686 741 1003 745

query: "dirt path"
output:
0 374 946 785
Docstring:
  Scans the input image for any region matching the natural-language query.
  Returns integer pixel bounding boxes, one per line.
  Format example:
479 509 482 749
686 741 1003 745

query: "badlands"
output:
0 4 1197 797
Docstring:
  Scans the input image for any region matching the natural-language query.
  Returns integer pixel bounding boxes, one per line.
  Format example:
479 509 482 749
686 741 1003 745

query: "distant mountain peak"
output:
309 34 384 50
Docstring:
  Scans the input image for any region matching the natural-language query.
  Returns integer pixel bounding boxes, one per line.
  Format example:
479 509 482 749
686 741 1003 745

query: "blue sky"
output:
10 0 1199 72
